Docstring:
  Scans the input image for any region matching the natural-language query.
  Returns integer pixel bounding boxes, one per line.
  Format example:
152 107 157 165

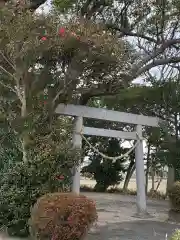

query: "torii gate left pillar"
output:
71 116 83 193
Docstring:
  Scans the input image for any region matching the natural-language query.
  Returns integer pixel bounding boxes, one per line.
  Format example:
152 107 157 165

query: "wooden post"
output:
72 116 83 194
135 125 147 215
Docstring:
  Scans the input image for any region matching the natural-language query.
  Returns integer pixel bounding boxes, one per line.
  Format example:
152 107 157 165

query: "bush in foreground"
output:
29 192 97 240
168 181 180 211
0 150 75 237
170 229 180 240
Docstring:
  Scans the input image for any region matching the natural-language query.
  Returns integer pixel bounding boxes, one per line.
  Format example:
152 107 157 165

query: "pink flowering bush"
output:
29 192 98 240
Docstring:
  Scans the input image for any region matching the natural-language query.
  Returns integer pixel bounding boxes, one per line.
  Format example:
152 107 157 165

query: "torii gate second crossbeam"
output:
55 104 160 217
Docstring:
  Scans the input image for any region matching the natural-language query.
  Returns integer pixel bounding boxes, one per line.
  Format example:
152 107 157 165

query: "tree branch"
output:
107 24 180 51
0 51 16 71
106 24 158 43
0 65 16 80
130 38 180 77
136 57 180 77
0 65 23 101
0 80 16 93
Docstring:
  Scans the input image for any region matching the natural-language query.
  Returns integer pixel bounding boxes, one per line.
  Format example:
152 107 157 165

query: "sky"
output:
36 0 52 14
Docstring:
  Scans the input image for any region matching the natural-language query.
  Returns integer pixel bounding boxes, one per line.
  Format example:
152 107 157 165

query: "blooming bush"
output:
29 192 98 240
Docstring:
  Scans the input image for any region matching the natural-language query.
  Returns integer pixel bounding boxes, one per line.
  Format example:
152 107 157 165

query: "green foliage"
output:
53 0 77 12
29 192 97 240
82 137 126 192
102 79 180 180
0 117 22 171
170 229 180 240
0 147 77 237
168 182 180 212
0 113 77 237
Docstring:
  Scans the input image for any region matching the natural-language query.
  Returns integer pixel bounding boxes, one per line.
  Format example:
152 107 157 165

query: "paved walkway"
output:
84 192 180 240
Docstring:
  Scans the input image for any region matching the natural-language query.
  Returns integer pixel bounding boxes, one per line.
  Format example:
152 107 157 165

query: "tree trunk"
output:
174 113 180 181
166 167 175 192
145 143 151 194
156 176 162 191
151 167 155 190
21 90 28 163
123 160 135 191
123 165 135 191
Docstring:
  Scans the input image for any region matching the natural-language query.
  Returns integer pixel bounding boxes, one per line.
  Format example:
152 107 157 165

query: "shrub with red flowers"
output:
29 192 98 240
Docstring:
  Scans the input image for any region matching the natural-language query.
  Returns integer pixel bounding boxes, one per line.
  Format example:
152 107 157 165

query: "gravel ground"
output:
84 192 180 240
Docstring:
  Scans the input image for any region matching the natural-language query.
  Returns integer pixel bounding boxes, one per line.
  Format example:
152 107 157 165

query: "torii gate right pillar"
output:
135 124 147 215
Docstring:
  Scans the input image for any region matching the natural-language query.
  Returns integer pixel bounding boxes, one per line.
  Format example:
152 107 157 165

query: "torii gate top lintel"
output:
55 104 159 127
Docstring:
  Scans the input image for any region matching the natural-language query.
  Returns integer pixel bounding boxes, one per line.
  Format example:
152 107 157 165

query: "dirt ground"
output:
81 178 167 193
84 192 180 240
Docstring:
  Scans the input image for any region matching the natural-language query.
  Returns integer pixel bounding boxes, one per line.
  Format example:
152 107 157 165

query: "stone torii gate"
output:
55 104 160 216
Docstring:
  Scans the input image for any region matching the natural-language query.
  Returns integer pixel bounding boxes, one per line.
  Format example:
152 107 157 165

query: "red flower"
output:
59 28 65 36
56 175 64 180
41 36 47 41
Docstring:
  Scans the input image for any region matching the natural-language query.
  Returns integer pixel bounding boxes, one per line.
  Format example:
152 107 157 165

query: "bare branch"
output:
106 24 158 43
129 38 180 77
0 65 16 80
0 51 16 71
136 57 180 77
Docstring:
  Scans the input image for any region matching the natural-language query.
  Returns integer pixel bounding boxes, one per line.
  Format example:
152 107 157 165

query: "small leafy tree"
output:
82 137 126 192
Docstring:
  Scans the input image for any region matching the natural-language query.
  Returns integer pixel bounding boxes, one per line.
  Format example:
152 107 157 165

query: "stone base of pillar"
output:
132 211 152 219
